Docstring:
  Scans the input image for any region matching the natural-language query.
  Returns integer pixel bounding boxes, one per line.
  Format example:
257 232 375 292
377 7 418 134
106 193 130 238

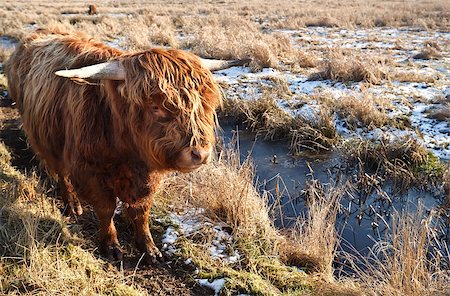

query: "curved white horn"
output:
199 57 252 71
55 61 125 80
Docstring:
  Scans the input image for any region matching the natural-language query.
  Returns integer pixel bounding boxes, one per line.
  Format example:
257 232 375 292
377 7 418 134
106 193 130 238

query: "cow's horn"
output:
199 57 252 71
55 61 126 80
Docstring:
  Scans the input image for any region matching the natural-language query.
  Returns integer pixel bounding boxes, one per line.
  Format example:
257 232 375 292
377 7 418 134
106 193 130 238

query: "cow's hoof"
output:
100 242 123 261
63 199 83 216
137 242 162 265
142 248 163 265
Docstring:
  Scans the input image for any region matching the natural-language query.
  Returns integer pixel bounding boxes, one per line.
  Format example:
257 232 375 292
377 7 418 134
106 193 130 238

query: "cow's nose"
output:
191 148 210 165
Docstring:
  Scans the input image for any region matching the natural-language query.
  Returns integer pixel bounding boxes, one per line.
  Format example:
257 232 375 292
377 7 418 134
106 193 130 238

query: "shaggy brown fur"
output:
5 28 221 262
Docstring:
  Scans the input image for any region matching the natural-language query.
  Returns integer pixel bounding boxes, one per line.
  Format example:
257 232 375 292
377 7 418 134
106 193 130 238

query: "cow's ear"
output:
55 61 126 80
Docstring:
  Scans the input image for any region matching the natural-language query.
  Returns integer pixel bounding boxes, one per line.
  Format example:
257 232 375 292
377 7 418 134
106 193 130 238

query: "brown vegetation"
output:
342 137 447 190
331 93 390 130
221 91 338 154
347 207 450 296
425 103 450 121
0 143 145 295
162 144 361 295
311 49 390 84
413 46 442 60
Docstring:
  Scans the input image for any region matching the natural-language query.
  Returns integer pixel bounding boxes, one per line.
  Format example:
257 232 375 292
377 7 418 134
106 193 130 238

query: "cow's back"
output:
5 29 123 173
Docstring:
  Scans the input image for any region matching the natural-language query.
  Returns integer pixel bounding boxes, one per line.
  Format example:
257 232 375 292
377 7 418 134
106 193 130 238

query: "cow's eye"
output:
151 105 173 122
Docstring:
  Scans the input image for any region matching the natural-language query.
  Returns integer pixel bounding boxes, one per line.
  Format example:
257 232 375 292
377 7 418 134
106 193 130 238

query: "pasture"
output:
0 0 449 295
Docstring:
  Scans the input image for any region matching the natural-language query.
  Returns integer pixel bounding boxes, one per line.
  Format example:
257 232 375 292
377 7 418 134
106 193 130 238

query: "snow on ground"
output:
159 207 240 295
215 27 450 160
196 278 226 296
161 208 240 263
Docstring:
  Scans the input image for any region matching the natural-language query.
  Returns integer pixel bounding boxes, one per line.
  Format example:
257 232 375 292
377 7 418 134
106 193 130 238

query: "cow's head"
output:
56 49 249 172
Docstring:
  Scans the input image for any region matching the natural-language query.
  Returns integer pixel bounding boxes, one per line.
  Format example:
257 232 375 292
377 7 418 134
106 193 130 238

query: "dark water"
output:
220 123 444 253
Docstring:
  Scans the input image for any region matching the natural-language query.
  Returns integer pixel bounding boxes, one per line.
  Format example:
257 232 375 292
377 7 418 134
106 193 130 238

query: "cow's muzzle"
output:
176 146 212 172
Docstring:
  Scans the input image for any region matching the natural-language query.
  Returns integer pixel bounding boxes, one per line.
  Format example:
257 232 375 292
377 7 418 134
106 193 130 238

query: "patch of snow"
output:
105 37 126 49
160 208 241 263
196 278 226 296
289 79 326 95
214 66 251 84
410 103 450 160
209 224 241 263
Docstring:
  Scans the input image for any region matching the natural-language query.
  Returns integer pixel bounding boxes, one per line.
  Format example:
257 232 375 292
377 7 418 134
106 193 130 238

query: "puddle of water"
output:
220 123 446 253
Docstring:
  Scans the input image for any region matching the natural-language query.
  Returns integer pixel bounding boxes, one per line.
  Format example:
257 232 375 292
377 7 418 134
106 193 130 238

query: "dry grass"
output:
0 47 13 64
0 143 145 295
413 46 442 60
289 107 338 154
1 0 448 34
311 49 390 84
346 206 450 296
342 137 447 191
333 93 390 130
161 144 360 295
162 145 310 295
226 95 294 140
183 17 317 71
390 70 438 84
425 103 450 122
221 87 339 154
281 179 342 278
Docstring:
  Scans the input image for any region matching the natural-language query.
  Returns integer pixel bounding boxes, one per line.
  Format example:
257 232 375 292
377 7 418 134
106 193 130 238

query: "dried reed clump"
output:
390 70 437 83
182 15 273 69
182 15 299 71
342 137 446 190
295 50 319 68
236 96 295 140
311 49 390 84
283 49 320 71
346 206 450 296
163 147 279 248
0 143 144 295
290 107 338 154
305 16 339 28
425 103 450 121
280 179 342 277
333 94 390 130
413 44 442 60
221 88 338 154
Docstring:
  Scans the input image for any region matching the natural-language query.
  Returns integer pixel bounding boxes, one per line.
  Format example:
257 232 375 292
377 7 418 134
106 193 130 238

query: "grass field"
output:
0 0 449 295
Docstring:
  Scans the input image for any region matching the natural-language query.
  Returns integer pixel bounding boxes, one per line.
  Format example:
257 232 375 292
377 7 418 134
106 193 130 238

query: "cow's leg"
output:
59 176 83 216
91 197 123 261
126 198 162 263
